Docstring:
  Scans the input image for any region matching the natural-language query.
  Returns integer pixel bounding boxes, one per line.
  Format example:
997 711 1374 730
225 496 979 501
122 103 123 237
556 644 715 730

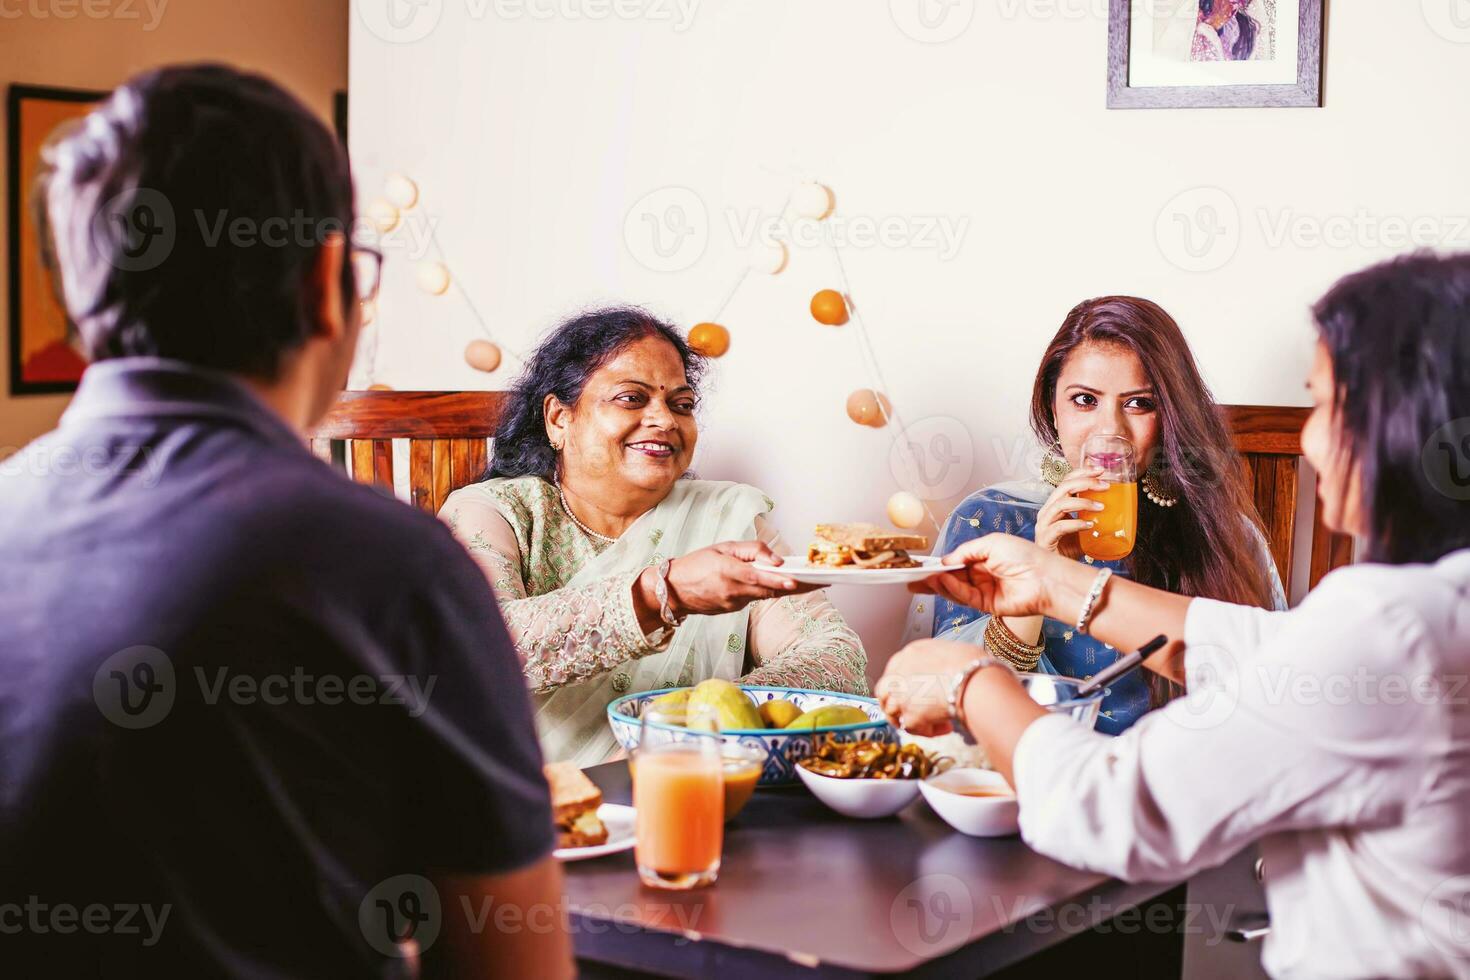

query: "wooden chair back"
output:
1223 405 1354 594
309 391 508 513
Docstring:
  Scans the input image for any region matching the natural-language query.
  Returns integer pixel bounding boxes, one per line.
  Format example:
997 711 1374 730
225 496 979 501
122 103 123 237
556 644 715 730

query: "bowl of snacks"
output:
607 680 895 786
795 740 947 819
918 768 1019 837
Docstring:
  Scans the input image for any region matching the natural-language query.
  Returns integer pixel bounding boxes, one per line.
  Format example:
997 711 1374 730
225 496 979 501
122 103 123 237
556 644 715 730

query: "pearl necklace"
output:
557 483 618 544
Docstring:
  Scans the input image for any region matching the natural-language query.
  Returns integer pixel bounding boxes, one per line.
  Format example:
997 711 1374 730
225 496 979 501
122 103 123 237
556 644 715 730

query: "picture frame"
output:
7 83 107 395
1108 0 1324 109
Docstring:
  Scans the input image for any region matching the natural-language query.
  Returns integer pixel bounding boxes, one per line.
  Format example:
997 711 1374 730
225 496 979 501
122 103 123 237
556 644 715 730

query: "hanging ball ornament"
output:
416 261 451 295
749 240 788 275
688 322 731 358
384 173 419 210
464 339 503 373
792 181 835 220
810 289 850 326
887 491 925 530
846 388 892 428
366 198 400 233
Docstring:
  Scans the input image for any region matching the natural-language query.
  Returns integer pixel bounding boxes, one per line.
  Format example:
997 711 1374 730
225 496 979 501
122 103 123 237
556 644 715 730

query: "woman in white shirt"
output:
877 253 1470 980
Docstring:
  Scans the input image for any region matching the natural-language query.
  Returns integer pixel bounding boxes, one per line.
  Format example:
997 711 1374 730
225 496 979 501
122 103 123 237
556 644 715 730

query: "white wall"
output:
0 0 349 453
350 0 1470 678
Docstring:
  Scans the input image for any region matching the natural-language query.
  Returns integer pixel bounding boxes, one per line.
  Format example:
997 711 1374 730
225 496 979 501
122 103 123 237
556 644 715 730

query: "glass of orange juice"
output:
1078 434 1138 561
633 705 724 889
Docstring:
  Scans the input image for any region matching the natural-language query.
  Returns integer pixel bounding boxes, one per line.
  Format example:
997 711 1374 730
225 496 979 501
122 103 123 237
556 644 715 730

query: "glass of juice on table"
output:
633 705 724 889
1078 434 1138 561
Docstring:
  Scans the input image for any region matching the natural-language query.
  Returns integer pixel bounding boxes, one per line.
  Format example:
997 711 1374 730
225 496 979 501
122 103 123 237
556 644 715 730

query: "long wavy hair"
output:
488 307 705 481
1030 297 1277 703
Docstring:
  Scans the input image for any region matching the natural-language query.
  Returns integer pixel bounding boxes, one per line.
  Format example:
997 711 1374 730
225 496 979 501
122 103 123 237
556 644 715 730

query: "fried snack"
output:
806 523 928 570
798 739 945 780
545 761 608 848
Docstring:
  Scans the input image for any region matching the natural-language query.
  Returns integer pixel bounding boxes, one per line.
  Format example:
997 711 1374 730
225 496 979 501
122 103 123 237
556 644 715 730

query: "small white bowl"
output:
918 769 1020 837
795 764 921 819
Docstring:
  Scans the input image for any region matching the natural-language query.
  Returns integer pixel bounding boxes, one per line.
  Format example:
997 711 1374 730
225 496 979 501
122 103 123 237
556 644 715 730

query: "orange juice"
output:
1079 480 1138 561
633 749 723 886
721 757 762 820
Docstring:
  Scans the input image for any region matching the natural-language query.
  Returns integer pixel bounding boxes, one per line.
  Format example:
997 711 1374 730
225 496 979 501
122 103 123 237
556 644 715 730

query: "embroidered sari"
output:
441 476 867 765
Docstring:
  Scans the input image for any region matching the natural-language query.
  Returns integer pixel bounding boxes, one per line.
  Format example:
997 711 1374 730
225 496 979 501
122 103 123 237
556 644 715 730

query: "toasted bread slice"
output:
545 761 603 826
813 522 928 553
557 809 609 849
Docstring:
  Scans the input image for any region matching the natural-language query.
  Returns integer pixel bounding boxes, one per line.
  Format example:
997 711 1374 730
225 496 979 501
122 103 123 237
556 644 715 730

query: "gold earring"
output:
1041 442 1071 487
1142 456 1179 508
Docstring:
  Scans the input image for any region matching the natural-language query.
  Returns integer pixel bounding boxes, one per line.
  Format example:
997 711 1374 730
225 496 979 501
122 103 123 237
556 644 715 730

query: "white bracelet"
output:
1075 567 1113 635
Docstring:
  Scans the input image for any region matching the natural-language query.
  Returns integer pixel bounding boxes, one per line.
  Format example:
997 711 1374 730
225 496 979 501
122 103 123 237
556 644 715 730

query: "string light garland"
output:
358 172 523 386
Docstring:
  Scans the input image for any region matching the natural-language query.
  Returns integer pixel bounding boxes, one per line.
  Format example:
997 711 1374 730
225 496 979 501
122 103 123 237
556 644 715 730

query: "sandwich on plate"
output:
806 523 928 570
545 761 608 848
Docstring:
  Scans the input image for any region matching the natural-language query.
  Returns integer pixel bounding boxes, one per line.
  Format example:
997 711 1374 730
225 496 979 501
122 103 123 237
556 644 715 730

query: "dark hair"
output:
1312 253 1470 565
488 307 705 480
38 63 355 379
1031 297 1277 704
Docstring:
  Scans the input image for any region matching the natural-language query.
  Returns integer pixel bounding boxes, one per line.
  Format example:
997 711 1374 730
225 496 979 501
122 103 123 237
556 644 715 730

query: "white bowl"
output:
918 769 1020 837
795 764 921 819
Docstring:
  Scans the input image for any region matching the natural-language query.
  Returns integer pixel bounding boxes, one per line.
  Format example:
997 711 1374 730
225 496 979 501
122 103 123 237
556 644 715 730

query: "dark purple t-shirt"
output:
0 359 553 977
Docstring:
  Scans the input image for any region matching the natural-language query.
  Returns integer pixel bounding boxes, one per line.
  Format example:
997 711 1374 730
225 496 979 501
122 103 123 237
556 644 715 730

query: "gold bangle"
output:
983 616 1043 672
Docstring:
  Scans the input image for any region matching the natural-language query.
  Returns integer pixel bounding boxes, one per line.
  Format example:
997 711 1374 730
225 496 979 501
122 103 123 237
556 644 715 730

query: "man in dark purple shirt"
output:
0 64 571 978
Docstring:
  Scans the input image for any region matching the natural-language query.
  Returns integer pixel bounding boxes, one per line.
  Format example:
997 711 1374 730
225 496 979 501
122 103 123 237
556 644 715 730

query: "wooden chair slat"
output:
452 438 488 488
350 440 377 486
409 440 435 513
371 439 394 487
432 439 453 514
1309 496 1355 590
1257 454 1298 584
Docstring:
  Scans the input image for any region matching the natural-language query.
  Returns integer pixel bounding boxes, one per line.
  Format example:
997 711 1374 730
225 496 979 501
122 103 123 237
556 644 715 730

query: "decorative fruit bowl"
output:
606 684 895 786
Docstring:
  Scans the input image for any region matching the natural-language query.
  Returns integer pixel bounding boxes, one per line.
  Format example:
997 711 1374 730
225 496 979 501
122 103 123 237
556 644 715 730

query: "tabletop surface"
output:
561 761 1175 977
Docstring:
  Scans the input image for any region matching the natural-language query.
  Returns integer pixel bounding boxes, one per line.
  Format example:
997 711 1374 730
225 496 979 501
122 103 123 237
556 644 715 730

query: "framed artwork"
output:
7 84 107 395
1108 0 1324 109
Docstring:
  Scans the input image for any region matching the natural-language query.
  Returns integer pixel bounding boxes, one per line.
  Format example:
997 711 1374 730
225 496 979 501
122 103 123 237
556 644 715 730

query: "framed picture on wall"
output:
7 83 107 395
1108 0 1324 109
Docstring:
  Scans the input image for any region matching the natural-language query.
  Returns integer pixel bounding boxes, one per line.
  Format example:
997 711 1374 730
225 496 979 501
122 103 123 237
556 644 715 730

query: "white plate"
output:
754 555 961 586
553 803 636 862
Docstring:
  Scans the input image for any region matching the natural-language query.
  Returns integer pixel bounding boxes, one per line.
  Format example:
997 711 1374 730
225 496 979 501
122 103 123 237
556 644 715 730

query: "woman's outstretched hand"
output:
910 533 1060 620
634 541 821 630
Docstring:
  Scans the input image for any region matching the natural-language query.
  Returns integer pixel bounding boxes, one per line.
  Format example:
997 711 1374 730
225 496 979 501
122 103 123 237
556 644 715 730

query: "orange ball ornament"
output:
464 339 503 373
688 322 731 358
846 388 892 428
810 289 850 326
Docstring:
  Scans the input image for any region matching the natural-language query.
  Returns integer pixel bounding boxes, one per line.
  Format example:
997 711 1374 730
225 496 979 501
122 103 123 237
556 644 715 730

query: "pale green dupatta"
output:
535 479 773 767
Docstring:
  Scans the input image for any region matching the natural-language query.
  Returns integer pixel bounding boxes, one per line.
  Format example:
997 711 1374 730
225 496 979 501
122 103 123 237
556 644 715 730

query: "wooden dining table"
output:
562 761 1190 978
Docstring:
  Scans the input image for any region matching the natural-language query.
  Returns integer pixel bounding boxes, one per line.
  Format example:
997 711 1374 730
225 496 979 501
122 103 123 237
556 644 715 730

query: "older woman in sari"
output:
440 308 866 765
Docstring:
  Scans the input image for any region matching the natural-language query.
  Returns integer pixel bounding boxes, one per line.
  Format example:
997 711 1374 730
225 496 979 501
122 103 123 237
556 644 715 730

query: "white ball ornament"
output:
416 261 451 296
792 182 834 220
384 173 419 210
366 198 400 233
749 240 788 275
887 491 925 530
